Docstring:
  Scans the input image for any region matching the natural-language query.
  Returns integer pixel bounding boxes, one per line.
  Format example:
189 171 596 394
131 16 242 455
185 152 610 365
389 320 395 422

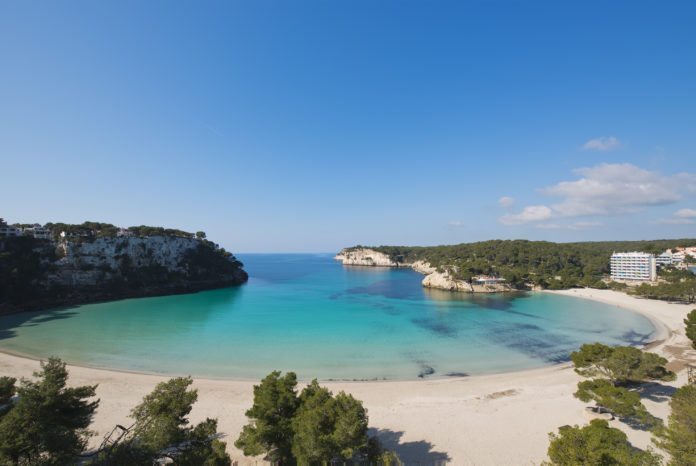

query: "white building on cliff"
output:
0 224 21 238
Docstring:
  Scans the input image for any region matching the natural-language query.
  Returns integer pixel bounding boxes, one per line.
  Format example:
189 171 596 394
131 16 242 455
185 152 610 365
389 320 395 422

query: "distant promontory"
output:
0 220 248 314
335 239 696 294
335 247 512 293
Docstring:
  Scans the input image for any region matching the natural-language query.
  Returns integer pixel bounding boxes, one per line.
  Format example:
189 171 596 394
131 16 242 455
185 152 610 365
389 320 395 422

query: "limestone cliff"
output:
333 248 408 267
421 271 512 293
0 235 247 313
411 260 437 275
335 247 512 294
421 271 473 292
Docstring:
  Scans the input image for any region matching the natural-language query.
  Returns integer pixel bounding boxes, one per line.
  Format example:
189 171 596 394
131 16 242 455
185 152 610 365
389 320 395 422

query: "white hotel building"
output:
610 252 657 282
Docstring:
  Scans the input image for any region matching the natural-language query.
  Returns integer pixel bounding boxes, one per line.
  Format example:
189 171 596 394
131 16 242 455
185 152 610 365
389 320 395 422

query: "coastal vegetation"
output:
655 385 696 465
42 221 200 242
235 371 397 465
571 343 675 385
0 236 51 310
570 343 674 430
0 354 693 465
0 358 230 465
631 269 696 304
546 342 691 465
345 239 696 289
546 420 661 465
0 361 400 466
685 310 696 349
0 377 14 407
93 377 230 465
0 358 98 465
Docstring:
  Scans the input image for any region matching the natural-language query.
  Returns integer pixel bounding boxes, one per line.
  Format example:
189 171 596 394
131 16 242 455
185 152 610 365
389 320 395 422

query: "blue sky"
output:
1 1 695 252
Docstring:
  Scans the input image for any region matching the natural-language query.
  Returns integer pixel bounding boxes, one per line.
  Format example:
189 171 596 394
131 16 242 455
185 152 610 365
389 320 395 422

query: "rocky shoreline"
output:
334 248 512 293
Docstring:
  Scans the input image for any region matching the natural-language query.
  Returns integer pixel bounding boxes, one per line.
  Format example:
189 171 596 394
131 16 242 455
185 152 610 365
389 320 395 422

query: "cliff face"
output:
0 235 247 313
50 236 247 286
421 271 473 292
421 271 512 293
333 248 408 267
335 247 512 294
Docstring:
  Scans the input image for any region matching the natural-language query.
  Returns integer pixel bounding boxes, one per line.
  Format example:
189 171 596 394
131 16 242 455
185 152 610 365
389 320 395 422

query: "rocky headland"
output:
334 247 512 293
0 223 247 314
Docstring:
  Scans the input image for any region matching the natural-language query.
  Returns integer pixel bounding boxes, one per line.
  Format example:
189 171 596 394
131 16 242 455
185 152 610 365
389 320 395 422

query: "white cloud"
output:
655 208 696 225
680 174 696 193
498 196 515 208
499 205 553 225
582 136 622 151
448 220 464 227
498 163 696 225
543 163 688 217
535 221 601 230
656 218 695 225
674 208 696 218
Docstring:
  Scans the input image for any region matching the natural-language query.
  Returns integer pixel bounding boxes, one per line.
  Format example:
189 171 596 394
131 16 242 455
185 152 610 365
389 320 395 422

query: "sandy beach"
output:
0 289 694 465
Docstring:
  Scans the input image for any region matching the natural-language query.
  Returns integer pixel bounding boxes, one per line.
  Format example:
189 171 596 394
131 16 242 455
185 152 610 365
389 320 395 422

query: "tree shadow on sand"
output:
633 381 678 403
369 428 450 465
606 382 678 432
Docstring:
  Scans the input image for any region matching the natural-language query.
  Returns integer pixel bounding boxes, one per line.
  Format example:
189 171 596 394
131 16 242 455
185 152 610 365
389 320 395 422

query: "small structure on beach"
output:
473 276 506 285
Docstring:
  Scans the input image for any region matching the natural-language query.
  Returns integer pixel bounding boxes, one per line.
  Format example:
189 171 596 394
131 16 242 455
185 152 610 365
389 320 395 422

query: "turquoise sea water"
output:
0 254 655 380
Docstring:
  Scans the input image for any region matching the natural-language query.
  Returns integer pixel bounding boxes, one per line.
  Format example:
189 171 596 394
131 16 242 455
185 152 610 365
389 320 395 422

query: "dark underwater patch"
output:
418 365 436 378
499 308 542 319
411 317 458 338
620 329 653 346
347 276 424 300
485 321 574 364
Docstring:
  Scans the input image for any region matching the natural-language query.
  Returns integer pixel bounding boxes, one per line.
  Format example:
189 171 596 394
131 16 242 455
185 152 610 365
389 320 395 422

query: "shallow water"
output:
0 254 655 380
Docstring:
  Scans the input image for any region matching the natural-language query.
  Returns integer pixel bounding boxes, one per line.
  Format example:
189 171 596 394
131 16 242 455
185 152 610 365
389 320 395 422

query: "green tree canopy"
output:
129 376 198 452
656 385 696 466
571 343 675 384
367 439 403 466
291 380 369 464
0 358 99 465
632 279 696 304
234 371 299 464
0 376 15 407
347 238 696 290
99 376 230 465
570 343 673 432
236 372 375 465
575 379 658 428
175 418 231 466
547 419 661 465
685 309 696 349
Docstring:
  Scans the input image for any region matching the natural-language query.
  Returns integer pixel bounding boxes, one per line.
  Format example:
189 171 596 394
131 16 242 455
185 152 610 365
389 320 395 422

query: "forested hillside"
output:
346 239 696 289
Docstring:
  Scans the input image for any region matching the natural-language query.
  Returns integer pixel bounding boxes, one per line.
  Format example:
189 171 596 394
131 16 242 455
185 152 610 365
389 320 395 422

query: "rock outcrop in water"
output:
421 271 511 293
335 247 512 294
0 225 247 314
